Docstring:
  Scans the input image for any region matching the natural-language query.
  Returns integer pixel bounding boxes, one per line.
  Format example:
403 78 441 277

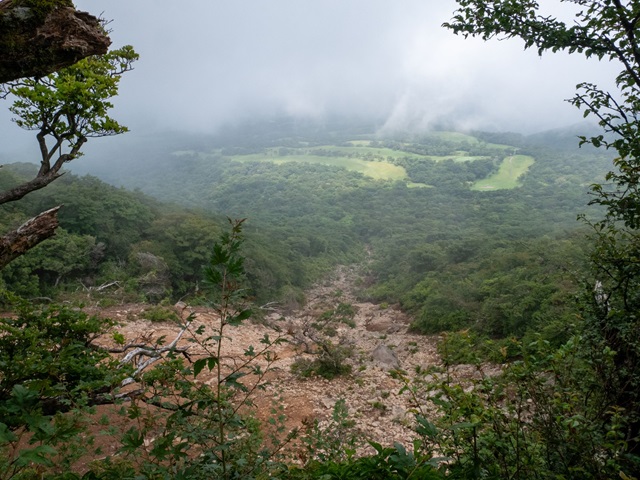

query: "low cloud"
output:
2 0 622 145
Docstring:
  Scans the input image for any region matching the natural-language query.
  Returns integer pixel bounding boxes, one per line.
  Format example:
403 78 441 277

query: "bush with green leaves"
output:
278 398 443 479
400 338 637 479
282 442 443 480
86 219 297 480
437 330 523 366
140 305 180 323
445 0 640 465
0 293 123 479
290 294 356 380
291 341 353 380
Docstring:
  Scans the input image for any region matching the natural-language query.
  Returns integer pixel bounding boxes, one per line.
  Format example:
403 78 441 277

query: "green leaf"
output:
15 445 57 467
368 440 384 454
120 427 144 453
451 421 477 431
207 356 219 370
0 423 17 443
193 356 219 377
415 415 438 439
228 309 251 326
193 358 207 377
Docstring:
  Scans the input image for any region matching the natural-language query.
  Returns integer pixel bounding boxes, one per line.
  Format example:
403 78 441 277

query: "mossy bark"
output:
0 0 110 82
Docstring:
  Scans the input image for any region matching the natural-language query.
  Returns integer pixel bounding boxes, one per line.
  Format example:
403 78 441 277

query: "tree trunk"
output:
0 206 61 269
0 1 111 270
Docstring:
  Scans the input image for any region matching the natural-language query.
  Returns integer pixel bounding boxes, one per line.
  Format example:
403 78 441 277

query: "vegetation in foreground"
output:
0 221 637 479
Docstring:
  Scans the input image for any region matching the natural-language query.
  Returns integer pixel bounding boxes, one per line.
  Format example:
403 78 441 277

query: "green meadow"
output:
231 153 408 181
425 131 514 150
471 154 535 190
308 145 423 160
429 154 491 163
193 132 534 188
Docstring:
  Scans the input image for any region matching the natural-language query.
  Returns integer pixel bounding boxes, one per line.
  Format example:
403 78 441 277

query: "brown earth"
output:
83 263 498 461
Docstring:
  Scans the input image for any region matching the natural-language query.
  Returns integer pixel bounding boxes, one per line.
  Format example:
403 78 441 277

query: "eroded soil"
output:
88 264 490 458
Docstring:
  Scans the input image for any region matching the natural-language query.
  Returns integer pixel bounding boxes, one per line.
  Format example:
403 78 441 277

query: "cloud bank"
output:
1 0 621 147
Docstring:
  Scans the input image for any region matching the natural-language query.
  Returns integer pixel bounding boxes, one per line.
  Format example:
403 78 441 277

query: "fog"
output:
1 0 622 154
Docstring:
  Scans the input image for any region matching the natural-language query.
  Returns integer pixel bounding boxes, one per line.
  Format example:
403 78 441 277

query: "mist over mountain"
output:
0 0 618 167
66 115 600 179
2 1 610 140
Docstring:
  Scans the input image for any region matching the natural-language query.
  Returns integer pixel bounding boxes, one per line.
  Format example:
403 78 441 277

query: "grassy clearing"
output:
231 154 408 181
428 155 491 163
426 131 514 150
345 132 513 151
257 145 490 164
180 132 523 186
472 155 535 190
308 145 426 160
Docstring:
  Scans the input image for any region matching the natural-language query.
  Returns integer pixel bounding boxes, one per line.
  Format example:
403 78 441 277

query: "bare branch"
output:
0 206 61 269
117 320 193 386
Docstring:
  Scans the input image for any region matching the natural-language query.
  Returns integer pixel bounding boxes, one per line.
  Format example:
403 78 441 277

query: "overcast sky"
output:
1 0 622 154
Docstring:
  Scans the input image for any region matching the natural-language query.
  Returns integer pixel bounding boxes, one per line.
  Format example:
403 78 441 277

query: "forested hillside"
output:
44 120 609 345
0 162 341 305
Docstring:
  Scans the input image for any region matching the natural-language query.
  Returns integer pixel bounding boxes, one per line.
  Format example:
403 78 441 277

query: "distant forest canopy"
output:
1 118 613 341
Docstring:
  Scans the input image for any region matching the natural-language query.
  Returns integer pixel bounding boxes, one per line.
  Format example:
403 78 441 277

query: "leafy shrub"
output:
437 330 523 365
297 399 358 464
402 336 636 479
290 357 317 378
283 439 443 479
436 330 480 365
140 305 179 323
0 293 122 478
291 341 353 380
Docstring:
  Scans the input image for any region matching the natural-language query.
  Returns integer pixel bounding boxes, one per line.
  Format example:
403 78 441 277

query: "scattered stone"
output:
90 263 495 454
372 344 400 370
321 397 335 409
391 405 407 421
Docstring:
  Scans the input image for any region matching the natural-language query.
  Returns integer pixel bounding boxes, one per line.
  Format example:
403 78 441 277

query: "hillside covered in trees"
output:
1 122 610 343
2 0 640 478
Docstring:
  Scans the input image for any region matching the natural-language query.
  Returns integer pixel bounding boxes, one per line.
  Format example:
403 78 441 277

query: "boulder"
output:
371 344 400 370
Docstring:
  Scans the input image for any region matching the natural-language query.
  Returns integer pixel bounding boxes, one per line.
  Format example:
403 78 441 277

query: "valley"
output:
0 120 630 477
2 0 638 475
2 123 611 343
